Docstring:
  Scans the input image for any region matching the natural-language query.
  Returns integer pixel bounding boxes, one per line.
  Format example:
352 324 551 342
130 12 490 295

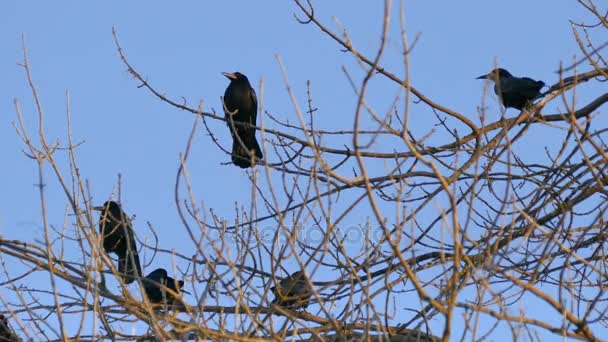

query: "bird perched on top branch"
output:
222 71 263 168
477 68 545 110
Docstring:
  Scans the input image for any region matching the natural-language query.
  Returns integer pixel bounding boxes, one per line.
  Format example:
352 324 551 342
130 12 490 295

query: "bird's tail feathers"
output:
232 134 263 168
118 250 142 284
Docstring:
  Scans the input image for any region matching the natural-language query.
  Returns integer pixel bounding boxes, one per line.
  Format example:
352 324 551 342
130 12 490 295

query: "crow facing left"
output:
222 71 263 168
477 68 545 110
92 201 142 284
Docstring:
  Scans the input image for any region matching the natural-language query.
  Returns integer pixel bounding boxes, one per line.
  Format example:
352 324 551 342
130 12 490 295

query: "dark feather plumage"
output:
477 68 545 110
93 201 142 284
270 271 312 310
143 268 185 305
222 71 263 168
0 312 19 342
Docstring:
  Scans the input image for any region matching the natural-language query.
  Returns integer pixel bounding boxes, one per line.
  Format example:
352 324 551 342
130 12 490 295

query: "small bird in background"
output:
477 68 545 110
92 201 142 284
222 71 263 168
143 268 185 305
270 270 313 310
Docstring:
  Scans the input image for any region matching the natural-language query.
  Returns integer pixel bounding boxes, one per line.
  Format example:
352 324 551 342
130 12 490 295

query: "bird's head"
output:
222 71 249 82
477 68 513 81
92 200 122 216
290 270 305 279
147 268 168 281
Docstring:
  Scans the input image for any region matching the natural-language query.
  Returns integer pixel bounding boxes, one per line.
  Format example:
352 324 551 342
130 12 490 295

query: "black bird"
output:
0 312 19 342
270 271 312 310
222 71 263 168
143 268 185 305
477 68 545 110
92 201 142 284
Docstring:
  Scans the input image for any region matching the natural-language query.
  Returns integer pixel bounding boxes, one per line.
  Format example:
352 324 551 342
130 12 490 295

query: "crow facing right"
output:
222 71 263 168
143 268 185 305
92 201 142 284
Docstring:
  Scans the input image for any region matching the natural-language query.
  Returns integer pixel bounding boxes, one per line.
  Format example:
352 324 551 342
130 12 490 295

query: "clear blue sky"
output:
0 1 600 339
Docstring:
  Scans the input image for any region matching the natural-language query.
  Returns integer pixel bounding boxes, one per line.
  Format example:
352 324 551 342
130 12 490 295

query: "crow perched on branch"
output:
222 71 263 168
477 68 545 110
270 271 312 310
92 201 142 284
142 268 185 305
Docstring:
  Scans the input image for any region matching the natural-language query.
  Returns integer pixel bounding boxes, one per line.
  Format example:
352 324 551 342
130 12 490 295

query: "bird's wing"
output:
118 210 134 231
498 78 518 93
249 86 258 125
124 222 142 278
502 78 542 98
124 220 138 253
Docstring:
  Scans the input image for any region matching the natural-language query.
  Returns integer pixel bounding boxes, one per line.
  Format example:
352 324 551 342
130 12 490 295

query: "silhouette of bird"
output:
222 71 263 168
143 268 185 305
92 201 142 284
270 271 312 310
0 312 19 342
477 68 545 110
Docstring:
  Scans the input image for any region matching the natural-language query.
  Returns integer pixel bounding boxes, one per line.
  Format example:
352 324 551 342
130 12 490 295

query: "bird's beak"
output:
222 72 237 80
476 74 489 80
91 205 104 211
